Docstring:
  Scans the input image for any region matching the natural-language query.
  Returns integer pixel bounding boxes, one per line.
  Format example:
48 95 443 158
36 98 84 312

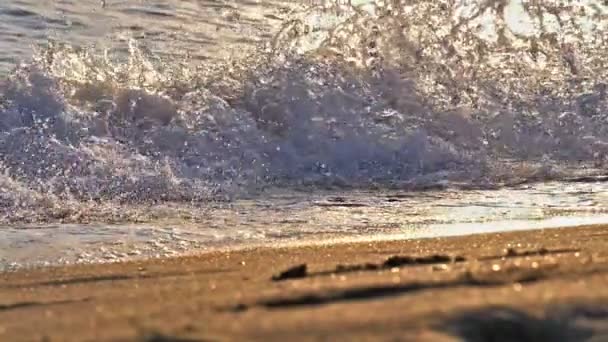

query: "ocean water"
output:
1 0 608 269
3 181 608 270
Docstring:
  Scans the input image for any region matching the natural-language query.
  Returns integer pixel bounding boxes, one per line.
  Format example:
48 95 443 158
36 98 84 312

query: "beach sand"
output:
2 225 608 341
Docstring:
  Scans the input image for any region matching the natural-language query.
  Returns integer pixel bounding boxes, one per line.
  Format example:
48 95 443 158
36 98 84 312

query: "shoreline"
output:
2 224 608 341
4 215 608 273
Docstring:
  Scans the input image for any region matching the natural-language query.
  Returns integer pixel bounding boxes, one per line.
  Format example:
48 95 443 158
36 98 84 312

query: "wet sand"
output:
2 225 608 341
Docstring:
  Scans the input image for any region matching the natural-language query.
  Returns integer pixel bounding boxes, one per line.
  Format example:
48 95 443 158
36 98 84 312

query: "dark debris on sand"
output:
243 261 608 312
499 247 579 259
270 246 587 283
271 254 466 281
383 255 466 267
272 264 308 281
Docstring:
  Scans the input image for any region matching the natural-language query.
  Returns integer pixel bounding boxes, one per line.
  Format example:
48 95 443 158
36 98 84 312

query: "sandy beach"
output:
1 224 608 341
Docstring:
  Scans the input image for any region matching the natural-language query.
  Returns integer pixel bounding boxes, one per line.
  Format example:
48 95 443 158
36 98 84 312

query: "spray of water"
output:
0 0 607 223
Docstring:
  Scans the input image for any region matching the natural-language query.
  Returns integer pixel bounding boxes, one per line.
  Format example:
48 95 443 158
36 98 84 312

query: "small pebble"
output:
432 264 449 271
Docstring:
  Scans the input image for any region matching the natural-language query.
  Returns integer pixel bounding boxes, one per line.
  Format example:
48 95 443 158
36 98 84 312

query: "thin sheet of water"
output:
2 181 608 270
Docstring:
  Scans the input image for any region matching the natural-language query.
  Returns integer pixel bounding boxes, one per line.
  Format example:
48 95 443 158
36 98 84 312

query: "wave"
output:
1 0 607 222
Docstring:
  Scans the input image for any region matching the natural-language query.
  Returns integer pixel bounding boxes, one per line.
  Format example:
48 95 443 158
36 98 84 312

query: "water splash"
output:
1 0 607 223
3 181 608 270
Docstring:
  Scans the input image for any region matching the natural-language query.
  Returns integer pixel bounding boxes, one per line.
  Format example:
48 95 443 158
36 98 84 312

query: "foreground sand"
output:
2 225 608 341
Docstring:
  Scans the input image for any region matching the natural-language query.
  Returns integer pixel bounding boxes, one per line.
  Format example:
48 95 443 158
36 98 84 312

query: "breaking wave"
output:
1 0 607 223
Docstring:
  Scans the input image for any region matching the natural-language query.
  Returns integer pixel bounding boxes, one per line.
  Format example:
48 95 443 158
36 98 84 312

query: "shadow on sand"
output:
439 302 608 342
